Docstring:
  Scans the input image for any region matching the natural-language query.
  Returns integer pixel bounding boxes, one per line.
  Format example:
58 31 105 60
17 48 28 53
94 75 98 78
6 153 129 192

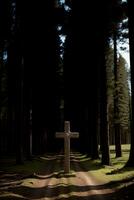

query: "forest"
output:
0 0 134 200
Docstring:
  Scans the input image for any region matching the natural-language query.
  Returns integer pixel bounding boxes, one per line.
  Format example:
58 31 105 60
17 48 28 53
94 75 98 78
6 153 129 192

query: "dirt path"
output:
0 153 116 200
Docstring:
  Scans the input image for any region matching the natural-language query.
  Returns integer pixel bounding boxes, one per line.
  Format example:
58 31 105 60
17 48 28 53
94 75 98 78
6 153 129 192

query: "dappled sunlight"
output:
0 192 26 200
40 154 64 161
71 156 91 163
0 172 23 189
1 151 134 200
0 153 115 200
1 180 115 200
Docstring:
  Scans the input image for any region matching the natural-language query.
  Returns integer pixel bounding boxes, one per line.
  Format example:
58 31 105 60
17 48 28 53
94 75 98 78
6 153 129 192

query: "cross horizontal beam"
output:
56 132 79 138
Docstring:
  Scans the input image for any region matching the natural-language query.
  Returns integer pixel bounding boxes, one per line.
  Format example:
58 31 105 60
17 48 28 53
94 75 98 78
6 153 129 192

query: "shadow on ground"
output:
0 153 102 176
0 153 134 200
0 181 134 200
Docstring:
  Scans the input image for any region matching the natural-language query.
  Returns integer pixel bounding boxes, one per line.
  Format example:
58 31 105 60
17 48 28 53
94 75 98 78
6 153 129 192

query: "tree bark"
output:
113 31 122 157
100 42 111 165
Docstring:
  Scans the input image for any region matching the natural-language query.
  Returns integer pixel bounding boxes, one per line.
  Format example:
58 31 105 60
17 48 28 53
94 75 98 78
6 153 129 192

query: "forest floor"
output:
0 152 134 200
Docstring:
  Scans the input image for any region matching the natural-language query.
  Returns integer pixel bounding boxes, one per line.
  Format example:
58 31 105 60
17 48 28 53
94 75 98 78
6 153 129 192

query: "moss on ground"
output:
0 145 134 200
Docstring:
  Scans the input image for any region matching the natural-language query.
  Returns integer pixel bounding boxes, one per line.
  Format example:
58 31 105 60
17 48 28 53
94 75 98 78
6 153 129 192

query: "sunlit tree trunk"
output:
99 43 111 165
113 31 122 157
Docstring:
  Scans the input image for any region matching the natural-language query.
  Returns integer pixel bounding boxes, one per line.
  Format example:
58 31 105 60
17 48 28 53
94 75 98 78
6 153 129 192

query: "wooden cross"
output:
56 121 79 173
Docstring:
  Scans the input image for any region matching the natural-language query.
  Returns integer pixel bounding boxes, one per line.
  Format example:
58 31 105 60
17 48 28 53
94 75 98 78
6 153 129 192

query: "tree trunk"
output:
100 42 111 165
113 31 122 157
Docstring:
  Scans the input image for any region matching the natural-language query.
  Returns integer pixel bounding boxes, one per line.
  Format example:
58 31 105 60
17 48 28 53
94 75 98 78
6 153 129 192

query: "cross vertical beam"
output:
56 121 79 173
